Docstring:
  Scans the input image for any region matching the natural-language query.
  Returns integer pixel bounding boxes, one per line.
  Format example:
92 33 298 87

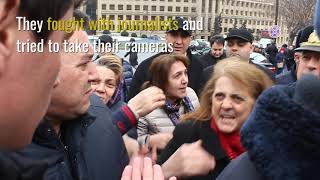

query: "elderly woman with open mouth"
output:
157 57 274 180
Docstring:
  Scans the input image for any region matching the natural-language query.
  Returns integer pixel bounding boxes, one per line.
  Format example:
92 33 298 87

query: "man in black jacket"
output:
12 29 166 180
0 0 81 150
265 41 278 66
276 25 314 85
199 28 275 94
0 0 82 179
199 35 226 68
128 17 203 99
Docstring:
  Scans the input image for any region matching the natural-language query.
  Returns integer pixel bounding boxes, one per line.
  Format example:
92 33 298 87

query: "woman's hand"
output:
149 133 173 150
161 140 216 179
121 157 177 180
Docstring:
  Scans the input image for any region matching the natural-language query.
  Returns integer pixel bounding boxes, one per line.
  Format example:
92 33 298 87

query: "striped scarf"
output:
163 96 195 125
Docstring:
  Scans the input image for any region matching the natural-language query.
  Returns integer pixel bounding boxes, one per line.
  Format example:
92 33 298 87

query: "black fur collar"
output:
240 85 320 180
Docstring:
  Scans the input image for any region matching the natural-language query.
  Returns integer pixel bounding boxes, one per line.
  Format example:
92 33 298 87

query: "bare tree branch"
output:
279 0 316 44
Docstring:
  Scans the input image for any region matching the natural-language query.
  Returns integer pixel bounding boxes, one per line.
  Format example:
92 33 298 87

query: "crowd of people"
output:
0 0 320 180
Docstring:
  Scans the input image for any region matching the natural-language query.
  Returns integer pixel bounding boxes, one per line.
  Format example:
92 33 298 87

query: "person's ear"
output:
247 43 253 54
0 0 20 75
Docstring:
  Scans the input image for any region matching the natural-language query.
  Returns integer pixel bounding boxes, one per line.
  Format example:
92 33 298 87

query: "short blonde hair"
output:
96 55 123 84
182 57 274 121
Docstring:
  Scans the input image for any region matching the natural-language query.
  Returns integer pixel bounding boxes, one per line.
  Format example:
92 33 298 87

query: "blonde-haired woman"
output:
157 57 274 180
91 55 125 110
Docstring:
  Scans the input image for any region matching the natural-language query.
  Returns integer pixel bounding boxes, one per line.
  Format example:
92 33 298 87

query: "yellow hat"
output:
295 31 320 52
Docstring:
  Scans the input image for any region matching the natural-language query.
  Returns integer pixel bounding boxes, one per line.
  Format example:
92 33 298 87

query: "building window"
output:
250 12 252 16
109 4 115 10
102 14 106 19
127 5 132 10
160 6 164 11
230 19 233 23
169 0 173 1
224 19 228 23
248 20 251 25
135 15 140 20
245 11 247 16
224 27 227 32
184 0 188 2
254 12 257 16
176 7 180 12
225 9 229 14
253 21 256 25
176 0 181 2
231 10 233 15
109 15 115 20
135 5 140 10
126 15 131 20
102 4 106 10
191 7 196 12
152 6 156 11
118 5 123 10
118 15 123 20
192 0 196 2
236 10 238 15
183 7 188 12
240 11 243 15
257 21 260 25
143 5 148 11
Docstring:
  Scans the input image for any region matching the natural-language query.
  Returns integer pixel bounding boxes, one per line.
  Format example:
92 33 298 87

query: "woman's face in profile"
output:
211 76 255 134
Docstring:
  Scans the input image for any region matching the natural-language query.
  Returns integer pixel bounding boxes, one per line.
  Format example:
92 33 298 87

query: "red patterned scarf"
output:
210 119 245 160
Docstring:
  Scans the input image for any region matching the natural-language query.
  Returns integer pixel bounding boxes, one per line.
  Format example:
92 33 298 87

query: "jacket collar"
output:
197 121 229 161
32 114 95 150
241 84 320 180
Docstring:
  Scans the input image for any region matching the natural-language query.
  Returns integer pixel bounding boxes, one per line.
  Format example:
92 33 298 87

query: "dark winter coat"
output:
13 118 84 180
0 150 48 180
276 64 297 85
217 83 320 180
122 59 133 102
10 94 129 180
76 94 129 180
124 44 138 67
265 44 278 65
199 51 226 68
157 120 230 180
128 49 203 99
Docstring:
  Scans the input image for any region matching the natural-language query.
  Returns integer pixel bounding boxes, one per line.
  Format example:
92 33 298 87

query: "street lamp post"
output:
275 0 279 25
274 0 279 43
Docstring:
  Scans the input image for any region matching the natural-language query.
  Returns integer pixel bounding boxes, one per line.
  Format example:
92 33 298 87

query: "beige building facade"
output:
95 0 289 45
